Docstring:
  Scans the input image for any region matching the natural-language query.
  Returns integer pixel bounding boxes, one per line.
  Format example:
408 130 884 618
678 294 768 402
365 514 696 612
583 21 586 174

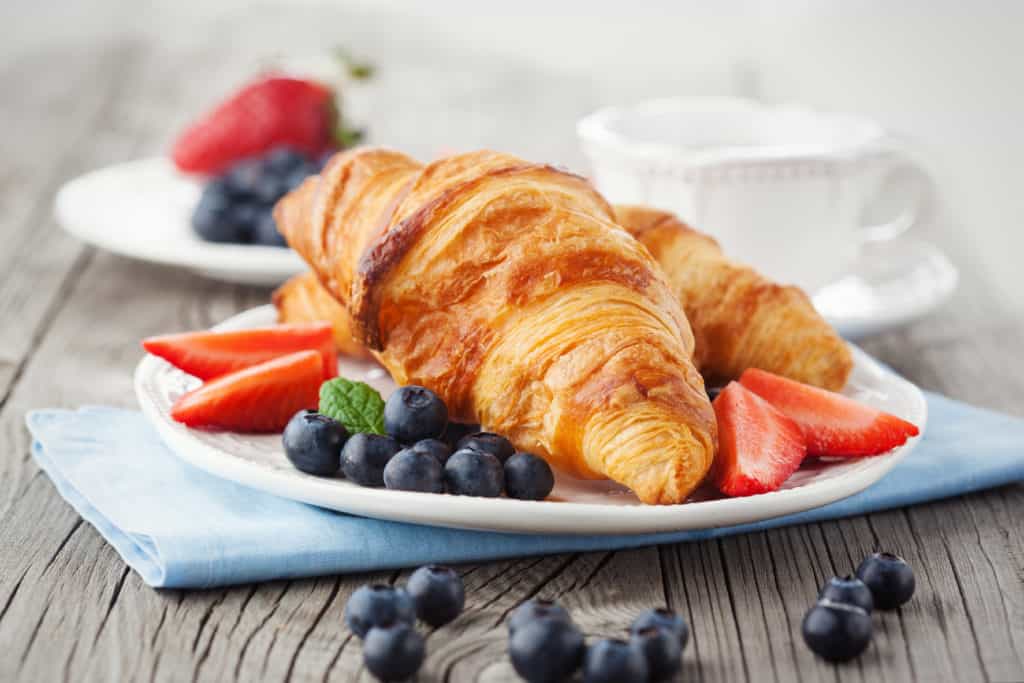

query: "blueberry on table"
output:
509 616 584 683
819 575 874 613
631 608 690 649
406 564 465 627
344 584 416 638
384 385 448 443
383 448 445 493
444 448 503 497
631 626 682 682
363 623 425 682
252 212 287 247
582 638 648 683
507 598 573 635
504 452 555 501
802 599 873 662
456 431 515 463
340 433 401 487
856 552 915 609
282 410 348 476
409 438 452 466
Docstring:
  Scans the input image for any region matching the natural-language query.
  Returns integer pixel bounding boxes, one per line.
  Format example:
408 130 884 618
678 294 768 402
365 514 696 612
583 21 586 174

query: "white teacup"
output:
578 97 930 292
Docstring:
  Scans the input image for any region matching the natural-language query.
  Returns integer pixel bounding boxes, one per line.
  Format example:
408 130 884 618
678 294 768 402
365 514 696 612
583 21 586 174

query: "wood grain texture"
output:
0 5 1022 683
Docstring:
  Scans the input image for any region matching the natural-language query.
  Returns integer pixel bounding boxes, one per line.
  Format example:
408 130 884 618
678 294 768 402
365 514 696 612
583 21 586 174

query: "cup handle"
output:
856 138 932 243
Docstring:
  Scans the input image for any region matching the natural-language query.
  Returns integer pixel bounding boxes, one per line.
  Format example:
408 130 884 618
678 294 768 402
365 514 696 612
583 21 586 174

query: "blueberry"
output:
192 181 246 243
409 438 452 466
504 452 555 501
340 433 401 487
383 448 444 493
507 598 572 634
406 564 465 627
265 146 307 174
384 385 448 443
316 149 338 170
225 201 261 242
456 432 515 463
631 608 689 650
856 552 915 609
802 599 873 662
819 574 874 613
284 166 314 191
707 385 724 401
253 211 287 247
363 623 424 681
252 175 287 204
444 448 503 497
442 421 480 451
582 638 648 683
282 410 348 476
509 616 584 683
631 626 682 682
344 584 416 638
223 158 265 197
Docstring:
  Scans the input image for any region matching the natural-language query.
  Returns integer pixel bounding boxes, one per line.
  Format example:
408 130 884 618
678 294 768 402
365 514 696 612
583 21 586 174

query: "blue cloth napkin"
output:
25 393 1024 589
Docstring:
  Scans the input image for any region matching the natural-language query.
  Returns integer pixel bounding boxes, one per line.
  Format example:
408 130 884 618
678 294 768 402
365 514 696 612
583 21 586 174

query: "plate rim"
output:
134 305 928 535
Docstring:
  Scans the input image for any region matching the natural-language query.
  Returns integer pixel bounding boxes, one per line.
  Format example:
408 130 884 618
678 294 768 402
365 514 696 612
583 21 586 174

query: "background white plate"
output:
55 158 305 286
134 305 927 535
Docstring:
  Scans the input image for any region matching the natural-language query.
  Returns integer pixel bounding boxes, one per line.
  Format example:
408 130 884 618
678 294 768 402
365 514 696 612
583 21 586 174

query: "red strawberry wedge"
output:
712 382 807 497
172 76 336 174
143 323 337 381
739 368 920 457
171 350 323 432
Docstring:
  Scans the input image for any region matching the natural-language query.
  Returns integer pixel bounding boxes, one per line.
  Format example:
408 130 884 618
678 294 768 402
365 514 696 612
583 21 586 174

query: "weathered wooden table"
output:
2 7 1022 682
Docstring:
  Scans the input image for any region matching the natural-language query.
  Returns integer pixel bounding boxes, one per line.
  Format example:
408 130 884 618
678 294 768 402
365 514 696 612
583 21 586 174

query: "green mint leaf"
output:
319 378 385 435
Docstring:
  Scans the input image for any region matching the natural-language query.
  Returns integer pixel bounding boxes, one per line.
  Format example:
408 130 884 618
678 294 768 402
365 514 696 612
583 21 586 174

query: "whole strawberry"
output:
172 76 337 174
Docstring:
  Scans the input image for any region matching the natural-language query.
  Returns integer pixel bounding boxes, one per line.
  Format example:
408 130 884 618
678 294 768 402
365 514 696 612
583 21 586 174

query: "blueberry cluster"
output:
191 146 330 246
507 599 688 683
283 385 556 501
802 552 916 662
344 564 465 681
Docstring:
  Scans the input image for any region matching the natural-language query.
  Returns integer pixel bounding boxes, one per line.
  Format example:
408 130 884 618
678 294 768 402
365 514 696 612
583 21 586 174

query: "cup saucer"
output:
812 237 958 340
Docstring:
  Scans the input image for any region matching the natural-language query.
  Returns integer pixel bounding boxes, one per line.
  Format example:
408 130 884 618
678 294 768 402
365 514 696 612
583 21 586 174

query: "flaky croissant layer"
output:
275 148 717 504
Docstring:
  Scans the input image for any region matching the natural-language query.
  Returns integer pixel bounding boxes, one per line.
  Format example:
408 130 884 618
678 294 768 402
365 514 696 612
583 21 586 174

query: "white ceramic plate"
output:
134 305 927 535
812 237 958 340
55 158 305 286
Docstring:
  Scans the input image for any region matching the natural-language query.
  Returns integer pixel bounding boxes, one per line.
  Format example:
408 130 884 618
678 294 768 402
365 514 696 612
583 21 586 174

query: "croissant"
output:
274 148 717 504
276 206 853 391
614 206 853 391
273 273 374 362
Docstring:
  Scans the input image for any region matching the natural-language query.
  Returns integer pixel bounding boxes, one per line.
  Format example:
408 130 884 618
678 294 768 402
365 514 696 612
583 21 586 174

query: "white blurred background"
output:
5 0 1021 316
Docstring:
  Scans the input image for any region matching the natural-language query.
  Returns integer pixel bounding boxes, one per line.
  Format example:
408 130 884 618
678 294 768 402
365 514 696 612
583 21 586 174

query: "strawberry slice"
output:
143 323 337 381
712 382 807 497
739 368 919 457
172 76 336 174
171 350 323 432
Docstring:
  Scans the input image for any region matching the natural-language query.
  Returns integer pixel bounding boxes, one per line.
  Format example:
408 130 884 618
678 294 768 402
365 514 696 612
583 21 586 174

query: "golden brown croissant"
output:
276 204 853 391
273 273 374 361
614 205 852 391
275 148 716 504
